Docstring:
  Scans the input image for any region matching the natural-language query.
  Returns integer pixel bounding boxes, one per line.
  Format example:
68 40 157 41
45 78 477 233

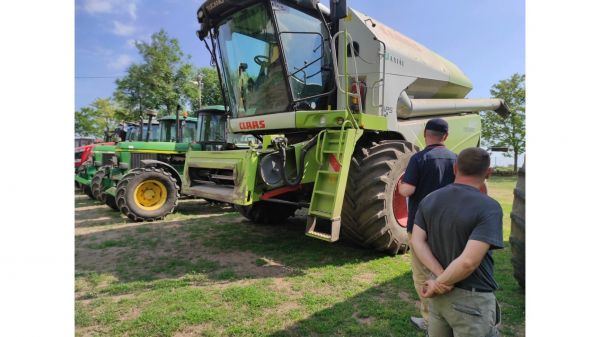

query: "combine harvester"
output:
172 0 508 254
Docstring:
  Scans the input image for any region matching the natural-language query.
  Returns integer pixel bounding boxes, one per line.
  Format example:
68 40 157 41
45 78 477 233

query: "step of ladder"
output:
305 216 340 242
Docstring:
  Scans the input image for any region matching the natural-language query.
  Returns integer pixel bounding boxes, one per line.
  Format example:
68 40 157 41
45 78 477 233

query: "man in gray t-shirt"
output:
410 147 503 337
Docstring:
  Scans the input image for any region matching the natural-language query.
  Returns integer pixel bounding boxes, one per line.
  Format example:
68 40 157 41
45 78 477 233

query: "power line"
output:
75 75 122 79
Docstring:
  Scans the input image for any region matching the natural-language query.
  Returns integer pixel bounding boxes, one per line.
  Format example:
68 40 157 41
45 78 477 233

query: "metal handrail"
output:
330 30 363 115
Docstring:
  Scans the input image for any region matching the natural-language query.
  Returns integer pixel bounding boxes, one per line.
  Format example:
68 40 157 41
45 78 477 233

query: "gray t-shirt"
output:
415 183 504 291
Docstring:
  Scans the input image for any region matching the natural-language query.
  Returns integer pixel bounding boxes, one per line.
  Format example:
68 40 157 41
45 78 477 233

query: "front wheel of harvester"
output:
341 139 418 255
234 202 296 225
115 167 180 222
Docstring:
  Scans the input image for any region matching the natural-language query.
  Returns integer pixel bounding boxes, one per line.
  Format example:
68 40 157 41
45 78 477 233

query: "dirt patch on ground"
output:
173 323 216 337
208 251 293 278
355 272 376 283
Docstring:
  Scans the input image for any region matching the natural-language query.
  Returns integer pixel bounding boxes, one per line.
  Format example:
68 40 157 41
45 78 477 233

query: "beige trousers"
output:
408 233 433 321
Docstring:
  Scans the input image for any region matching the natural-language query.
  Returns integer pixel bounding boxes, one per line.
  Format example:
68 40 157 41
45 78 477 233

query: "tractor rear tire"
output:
82 185 95 200
91 167 110 200
101 194 119 211
341 139 418 255
115 167 180 222
234 202 296 225
509 161 526 289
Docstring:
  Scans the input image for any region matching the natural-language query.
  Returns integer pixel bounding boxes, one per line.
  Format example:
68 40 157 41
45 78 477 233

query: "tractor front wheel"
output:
115 167 179 222
341 139 418 255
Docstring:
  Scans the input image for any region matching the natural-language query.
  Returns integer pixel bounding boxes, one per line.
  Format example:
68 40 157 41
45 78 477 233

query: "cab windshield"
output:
127 124 160 142
216 2 332 118
217 3 289 118
160 120 197 143
197 113 227 144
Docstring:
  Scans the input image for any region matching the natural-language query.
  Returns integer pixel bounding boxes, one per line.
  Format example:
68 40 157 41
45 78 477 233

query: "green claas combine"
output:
178 0 510 255
99 106 230 221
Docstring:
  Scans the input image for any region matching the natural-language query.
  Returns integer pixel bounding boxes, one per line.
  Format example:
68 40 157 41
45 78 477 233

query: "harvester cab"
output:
183 0 511 254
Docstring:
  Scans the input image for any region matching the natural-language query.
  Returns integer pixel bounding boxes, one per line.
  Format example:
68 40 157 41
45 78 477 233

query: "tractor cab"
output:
197 0 334 131
125 120 160 142
158 114 198 143
196 105 259 150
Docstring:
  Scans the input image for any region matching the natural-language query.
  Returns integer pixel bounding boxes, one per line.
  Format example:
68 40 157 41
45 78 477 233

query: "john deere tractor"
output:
99 106 232 221
75 120 160 200
179 0 510 255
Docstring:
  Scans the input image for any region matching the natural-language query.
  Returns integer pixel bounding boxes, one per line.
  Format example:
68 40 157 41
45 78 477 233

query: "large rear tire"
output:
234 202 296 225
91 167 110 200
341 139 418 255
102 194 119 211
115 167 179 222
82 185 95 200
509 161 526 289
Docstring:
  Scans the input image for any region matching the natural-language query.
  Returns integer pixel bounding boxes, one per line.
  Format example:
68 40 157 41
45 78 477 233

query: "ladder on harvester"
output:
306 121 362 242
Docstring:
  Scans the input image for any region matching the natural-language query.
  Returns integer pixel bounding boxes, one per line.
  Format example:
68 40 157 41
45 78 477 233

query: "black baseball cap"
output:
425 118 449 133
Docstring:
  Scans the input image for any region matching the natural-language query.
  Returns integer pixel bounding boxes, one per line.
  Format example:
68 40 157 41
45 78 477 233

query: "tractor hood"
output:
116 141 191 153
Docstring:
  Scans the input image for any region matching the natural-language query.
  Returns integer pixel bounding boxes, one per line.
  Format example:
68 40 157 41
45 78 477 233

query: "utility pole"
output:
197 72 204 109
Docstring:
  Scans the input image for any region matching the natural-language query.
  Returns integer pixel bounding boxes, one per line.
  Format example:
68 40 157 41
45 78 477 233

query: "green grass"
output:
75 176 524 337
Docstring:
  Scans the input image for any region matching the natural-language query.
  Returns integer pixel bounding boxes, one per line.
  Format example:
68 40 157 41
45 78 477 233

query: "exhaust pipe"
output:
397 91 510 119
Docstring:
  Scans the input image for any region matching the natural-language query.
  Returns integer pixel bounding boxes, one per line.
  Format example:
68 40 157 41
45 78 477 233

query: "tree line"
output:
75 30 222 140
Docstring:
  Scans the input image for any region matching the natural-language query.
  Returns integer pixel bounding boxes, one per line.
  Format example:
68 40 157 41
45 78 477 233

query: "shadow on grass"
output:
75 199 386 298
267 271 424 337
266 240 525 337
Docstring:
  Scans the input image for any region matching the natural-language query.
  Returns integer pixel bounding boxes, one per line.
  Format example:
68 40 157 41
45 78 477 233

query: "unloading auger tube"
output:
397 91 510 119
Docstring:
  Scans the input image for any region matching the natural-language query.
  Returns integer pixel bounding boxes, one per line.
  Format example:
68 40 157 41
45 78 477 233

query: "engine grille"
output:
130 153 158 169
101 153 113 166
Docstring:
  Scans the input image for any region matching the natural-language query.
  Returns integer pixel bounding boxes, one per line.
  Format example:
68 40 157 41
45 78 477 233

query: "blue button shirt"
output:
402 144 457 233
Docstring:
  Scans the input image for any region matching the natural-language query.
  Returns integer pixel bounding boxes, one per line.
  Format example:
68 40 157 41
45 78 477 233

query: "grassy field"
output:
75 176 525 336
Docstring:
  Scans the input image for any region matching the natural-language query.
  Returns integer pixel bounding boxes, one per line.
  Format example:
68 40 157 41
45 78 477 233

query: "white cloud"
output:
112 21 136 36
108 54 134 70
126 39 137 48
83 0 112 14
128 3 137 20
81 0 138 20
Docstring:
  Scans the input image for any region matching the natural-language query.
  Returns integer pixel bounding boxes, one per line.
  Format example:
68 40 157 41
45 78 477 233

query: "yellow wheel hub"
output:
133 179 168 211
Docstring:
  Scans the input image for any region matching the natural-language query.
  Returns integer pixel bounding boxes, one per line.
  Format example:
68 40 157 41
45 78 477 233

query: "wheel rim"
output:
133 179 168 211
392 174 408 228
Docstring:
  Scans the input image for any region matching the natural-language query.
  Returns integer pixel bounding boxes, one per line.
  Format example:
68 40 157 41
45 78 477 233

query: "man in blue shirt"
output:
410 147 503 337
399 118 457 331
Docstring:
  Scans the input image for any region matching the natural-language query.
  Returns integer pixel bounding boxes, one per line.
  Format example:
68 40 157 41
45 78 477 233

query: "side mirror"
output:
331 0 347 20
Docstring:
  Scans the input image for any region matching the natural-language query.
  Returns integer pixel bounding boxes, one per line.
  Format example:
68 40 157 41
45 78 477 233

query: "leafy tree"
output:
121 30 199 116
185 67 224 111
481 73 526 172
113 31 224 121
75 106 98 137
114 64 152 122
74 98 124 140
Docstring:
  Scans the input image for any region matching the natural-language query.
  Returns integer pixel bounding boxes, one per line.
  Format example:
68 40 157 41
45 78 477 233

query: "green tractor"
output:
179 0 510 255
75 120 160 200
99 106 233 221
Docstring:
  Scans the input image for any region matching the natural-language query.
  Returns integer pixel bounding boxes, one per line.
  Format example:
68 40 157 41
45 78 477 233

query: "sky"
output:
75 0 525 166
